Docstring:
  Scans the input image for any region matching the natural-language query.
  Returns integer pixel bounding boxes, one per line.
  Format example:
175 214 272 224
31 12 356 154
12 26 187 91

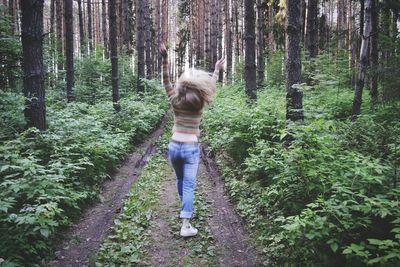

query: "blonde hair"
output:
170 69 216 111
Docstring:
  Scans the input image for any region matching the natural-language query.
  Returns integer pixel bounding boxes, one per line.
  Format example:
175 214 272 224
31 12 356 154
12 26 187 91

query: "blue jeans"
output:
168 141 200 219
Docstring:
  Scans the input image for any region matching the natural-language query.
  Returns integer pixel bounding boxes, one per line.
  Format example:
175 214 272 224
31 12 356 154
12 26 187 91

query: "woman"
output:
160 44 225 237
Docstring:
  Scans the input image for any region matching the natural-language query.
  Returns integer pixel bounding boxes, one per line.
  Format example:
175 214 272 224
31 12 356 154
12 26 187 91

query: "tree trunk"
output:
162 0 168 43
217 0 223 81
285 0 303 122
369 0 378 110
56 0 63 72
244 0 256 100
352 0 373 121
225 0 232 78
256 0 265 87
197 0 205 66
136 0 145 92
65 0 74 102
205 0 210 68
77 0 85 56
145 1 152 79
156 0 161 75
8 0 15 33
2 0 7 16
87 0 93 52
102 0 108 57
306 0 319 58
21 0 46 130
109 0 121 112
267 2 274 55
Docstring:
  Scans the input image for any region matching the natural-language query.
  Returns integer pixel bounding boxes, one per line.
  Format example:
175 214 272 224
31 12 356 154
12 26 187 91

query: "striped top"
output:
162 56 218 136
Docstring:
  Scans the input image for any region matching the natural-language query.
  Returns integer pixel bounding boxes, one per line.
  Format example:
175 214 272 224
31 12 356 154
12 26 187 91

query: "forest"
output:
0 0 399 266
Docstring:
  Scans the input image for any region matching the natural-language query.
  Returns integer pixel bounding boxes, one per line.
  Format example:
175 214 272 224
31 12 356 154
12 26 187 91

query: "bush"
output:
0 86 168 265
203 80 400 266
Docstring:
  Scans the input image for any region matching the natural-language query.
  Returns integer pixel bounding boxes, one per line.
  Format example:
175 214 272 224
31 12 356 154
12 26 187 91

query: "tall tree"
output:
256 0 265 87
136 0 145 92
145 1 153 79
77 0 85 56
156 0 162 75
306 0 319 58
162 0 168 43
197 0 205 66
217 0 223 81
20 0 46 130
204 0 210 67
87 0 93 52
244 0 256 100
225 0 232 78
285 0 303 122
369 0 378 109
56 0 63 72
65 0 74 102
101 0 108 57
352 0 373 121
109 0 121 112
210 0 217 71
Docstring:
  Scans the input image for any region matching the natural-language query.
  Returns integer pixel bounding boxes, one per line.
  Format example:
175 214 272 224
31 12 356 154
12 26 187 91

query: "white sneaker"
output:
180 223 198 237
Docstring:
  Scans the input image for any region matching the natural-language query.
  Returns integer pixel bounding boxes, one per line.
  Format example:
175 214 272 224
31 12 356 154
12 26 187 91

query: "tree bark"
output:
256 0 265 87
244 0 256 100
20 0 46 130
352 0 373 121
197 0 205 66
162 0 168 43
56 0 63 72
77 0 85 56
225 0 232 78
217 0 223 81
145 1 152 79
205 0 210 68
87 0 93 52
210 0 217 71
267 2 274 55
136 0 145 92
369 0 378 110
285 0 303 122
101 0 108 57
109 0 121 112
306 0 319 58
156 0 162 75
65 0 74 102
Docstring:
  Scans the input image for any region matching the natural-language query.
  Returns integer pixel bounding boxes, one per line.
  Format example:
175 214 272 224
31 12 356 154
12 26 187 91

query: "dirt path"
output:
143 145 266 267
43 114 170 267
200 146 267 266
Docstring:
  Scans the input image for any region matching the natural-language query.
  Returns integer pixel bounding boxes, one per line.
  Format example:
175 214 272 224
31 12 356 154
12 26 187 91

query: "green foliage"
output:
95 155 167 266
0 91 25 139
203 77 400 266
0 86 168 265
73 53 137 104
0 15 22 91
266 50 285 87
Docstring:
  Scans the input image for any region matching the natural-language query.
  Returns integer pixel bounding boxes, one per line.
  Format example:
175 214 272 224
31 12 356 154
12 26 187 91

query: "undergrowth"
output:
0 86 168 265
203 57 400 266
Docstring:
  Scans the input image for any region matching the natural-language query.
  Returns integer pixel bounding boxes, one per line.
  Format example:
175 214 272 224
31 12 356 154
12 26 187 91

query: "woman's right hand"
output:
215 58 225 71
159 43 168 58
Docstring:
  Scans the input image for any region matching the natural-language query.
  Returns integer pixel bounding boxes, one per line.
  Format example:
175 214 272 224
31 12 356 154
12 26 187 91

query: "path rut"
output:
42 114 169 267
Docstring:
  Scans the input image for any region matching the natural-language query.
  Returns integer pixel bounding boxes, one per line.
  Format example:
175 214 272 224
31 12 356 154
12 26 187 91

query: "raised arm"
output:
212 58 226 82
160 44 174 98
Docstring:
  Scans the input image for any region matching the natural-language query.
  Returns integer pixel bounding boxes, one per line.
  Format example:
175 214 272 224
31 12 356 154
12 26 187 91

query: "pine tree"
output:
285 0 303 122
244 0 256 100
21 0 46 130
109 0 121 112
65 0 74 102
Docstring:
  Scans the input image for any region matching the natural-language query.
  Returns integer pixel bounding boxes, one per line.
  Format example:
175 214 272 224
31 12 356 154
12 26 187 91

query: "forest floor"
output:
43 115 267 267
